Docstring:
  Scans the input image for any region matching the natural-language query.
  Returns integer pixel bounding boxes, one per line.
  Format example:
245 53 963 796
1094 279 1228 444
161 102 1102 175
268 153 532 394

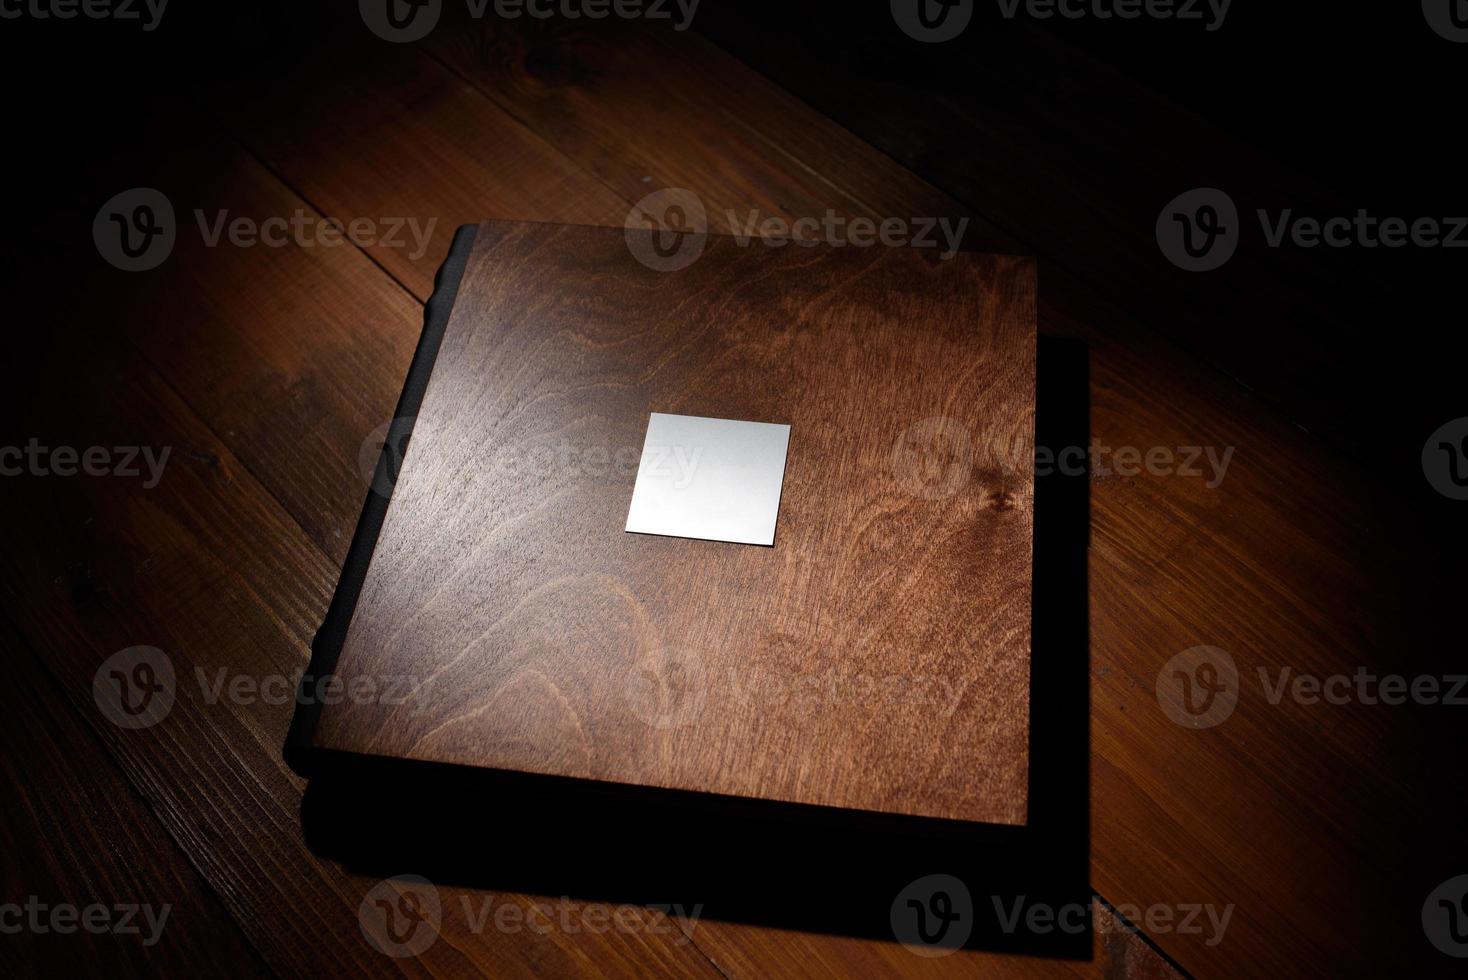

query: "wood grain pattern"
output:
404 20 1441 977
140 36 1171 975
314 221 1036 826
214 23 629 291
696 7 1409 463
0 41 1112 978
672 898 1183 980
0 244 732 980
0 622 269 980
22 4 1431 975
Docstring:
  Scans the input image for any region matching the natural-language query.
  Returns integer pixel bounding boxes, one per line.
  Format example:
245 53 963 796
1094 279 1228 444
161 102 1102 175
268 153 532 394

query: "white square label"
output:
624 413 791 546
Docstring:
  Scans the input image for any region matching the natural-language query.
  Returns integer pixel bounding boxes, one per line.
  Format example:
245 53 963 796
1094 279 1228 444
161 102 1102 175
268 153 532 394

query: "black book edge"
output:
283 223 478 777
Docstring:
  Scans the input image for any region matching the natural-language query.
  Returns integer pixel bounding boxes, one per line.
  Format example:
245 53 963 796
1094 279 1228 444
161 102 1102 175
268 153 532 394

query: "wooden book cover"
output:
288 219 1036 827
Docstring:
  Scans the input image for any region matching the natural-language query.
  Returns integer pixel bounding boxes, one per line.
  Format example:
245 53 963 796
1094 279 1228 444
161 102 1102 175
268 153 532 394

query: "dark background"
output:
0 1 1462 975
6 1 1462 479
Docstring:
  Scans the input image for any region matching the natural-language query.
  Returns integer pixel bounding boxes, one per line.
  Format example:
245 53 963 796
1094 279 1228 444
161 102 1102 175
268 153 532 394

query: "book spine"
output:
283 223 479 777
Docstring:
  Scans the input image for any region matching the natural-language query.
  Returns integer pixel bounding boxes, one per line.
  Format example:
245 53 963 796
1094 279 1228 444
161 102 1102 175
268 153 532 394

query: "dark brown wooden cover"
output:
308 220 1036 826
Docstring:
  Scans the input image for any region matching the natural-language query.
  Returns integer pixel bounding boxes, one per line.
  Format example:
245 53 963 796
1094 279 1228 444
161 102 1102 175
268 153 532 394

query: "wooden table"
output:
0 9 1448 979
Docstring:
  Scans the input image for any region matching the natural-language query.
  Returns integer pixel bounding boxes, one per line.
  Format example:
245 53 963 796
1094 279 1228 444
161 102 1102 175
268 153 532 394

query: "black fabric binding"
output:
283 223 478 776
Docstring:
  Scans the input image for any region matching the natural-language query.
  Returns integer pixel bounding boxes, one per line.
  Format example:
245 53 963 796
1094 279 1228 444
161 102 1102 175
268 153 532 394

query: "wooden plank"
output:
695 5 1411 462
189 17 1162 979
101 42 630 571
215 19 629 298
684 902 1183 980
407 17 1435 978
309 221 1035 825
426 14 1005 250
0 621 269 980
0 102 743 974
19 17 1167 977
86 139 429 568
194 29 1158 978
0 322 732 979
